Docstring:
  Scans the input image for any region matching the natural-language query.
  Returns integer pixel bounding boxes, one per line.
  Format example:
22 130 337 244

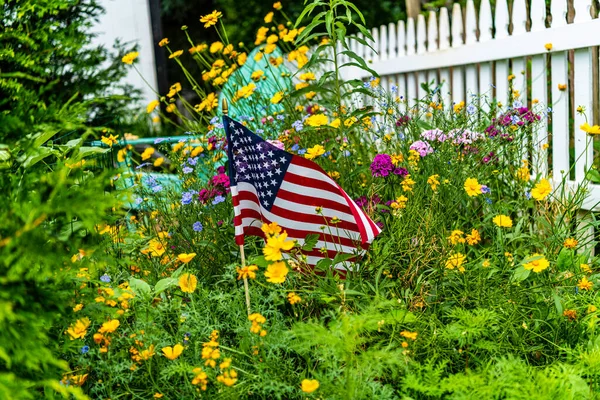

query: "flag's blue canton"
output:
224 116 292 211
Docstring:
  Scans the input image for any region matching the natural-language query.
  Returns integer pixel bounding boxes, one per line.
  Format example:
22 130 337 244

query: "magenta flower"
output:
370 154 394 177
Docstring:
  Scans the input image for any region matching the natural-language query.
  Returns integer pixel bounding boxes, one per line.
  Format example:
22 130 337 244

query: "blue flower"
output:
480 185 491 194
466 104 476 115
391 85 398 93
291 143 300 151
511 115 521 124
187 157 198 166
135 163 151 170
135 197 143 205
183 166 193 174
212 195 225 205
193 221 203 232
485 198 493 204
80 345 90 354
210 116 219 124
513 100 523 108
256 129 264 134
100 274 111 283
276 115 285 120
298 149 307 155
292 120 304 131
154 138 166 144
151 185 162 193
181 191 195 205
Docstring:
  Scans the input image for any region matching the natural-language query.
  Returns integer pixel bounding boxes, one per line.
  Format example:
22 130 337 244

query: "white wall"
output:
91 0 158 106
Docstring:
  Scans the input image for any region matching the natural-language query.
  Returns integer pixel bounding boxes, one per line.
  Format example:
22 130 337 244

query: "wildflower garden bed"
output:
3 1 600 399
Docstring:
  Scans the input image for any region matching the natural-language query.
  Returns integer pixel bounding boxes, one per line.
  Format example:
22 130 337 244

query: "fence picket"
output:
427 11 438 53
438 7 451 108
371 27 379 63
439 7 450 50
416 14 427 55
397 20 406 57
551 0 568 27
379 24 388 61
406 18 416 56
451 3 465 104
495 0 509 39
573 0 592 23
574 48 594 182
551 51 570 180
512 0 527 35
465 0 477 45
479 0 493 41
530 0 547 31
478 0 493 110
388 22 397 59
531 54 548 176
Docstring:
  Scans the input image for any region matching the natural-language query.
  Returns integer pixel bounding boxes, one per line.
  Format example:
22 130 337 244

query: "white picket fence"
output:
340 0 600 211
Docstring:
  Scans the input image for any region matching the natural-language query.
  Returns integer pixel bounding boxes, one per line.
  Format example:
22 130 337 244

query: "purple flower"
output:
183 166 193 174
100 274 111 283
409 140 434 157
154 138 166 144
151 185 162 193
187 157 198 166
193 221 203 232
393 167 408 177
212 195 225 205
421 129 448 143
181 191 195 205
370 154 394 177
480 185 491 194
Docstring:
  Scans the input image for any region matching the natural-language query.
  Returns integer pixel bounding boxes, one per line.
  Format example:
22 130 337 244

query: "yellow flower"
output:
329 118 341 128
299 72 316 81
255 26 269 45
264 11 274 23
305 144 325 160
466 229 481 245
523 254 550 273
564 238 578 249
147 100 160 113
273 2 282 10
544 43 553 51
427 174 440 191
589 305 598 313
305 114 328 127
140 344 156 360
141 147 155 161
530 178 552 200
493 215 513 228
271 91 284 104
233 83 256 101
237 52 247 65
283 29 298 42
558 83 567 91
581 123 600 135
516 166 530 181
250 70 264 81
162 344 184 360
579 276 593 291
447 230 465 245
158 38 169 47
581 263 592 273
98 319 120 334
167 82 182 98
564 309 577 320
217 369 238 386
122 51 139 64
464 178 482 197
301 379 319 393
169 50 183 59
154 157 164 167
482 260 491 268
287 292 302 304
237 264 259 280
445 253 467 272
73 304 83 312
261 221 282 237
210 41 224 53
401 175 416 192
195 92 218 113
453 101 465 113
264 261 289 283
154 394 163 398
67 318 91 340
177 253 197 263
101 134 119 147
400 330 418 340
200 10 222 28
179 273 198 293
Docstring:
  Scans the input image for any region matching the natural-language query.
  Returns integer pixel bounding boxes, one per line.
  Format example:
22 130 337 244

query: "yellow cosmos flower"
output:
210 41 224 53
146 100 160 114
530 178 552 201
153 157 164 167
581 123 600 135
169 50 183 59
305 144 325 160
427 174 440 191
101 134 119 147
261 221 282 237
122 51 139 64
465 229 481 245
98 319 120 334
400 330 418 340
264 261 289 283
493 215 513 228
301 379 319 393
73 303 83 312
445 253 466 272
237 264 259 280
162 344 184 360
141 147 155 161
178 253 197 263
516 166 530 181
447 230 465 245
464 178 482 197
329 118 341 128
167 82 182 98
305 114 328 127
67 318 91 340
578 276 593 291
250 70 264 81
287 292 302 304
200 10 222 28
564 237 578 249
158 38 169 47
271 91 284 104
264 11 274 23
523 254 550 273
544 43 553 51
299 72 316 81
179 273 198 293
263 232 295 261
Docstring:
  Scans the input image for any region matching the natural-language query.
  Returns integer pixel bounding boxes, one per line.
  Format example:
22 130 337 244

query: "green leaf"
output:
154 277 178 295
511 266 531 282
315 258 333 271
332 252 355 267
302 233 320 251
78 146 110 158
553 293 563 315
129 278 151 298
20 146 59 168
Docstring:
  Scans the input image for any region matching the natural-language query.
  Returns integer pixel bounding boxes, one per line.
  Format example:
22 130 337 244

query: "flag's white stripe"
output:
287 163 340 189
272 197 356 223
279 180 348 207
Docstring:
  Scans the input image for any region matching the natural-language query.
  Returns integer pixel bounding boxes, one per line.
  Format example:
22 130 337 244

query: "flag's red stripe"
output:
283 170 343 196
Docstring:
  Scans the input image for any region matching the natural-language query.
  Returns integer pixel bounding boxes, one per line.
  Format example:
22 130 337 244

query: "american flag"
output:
224 116 381 271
